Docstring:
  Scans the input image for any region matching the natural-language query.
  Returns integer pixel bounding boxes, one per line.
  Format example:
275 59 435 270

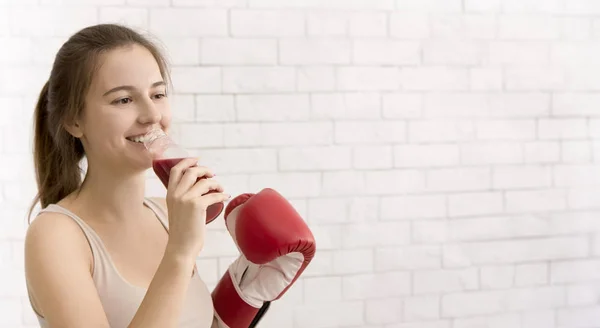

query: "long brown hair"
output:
28 23 171 221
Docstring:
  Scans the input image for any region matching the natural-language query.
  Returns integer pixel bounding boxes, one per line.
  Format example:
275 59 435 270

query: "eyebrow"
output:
102 81 166 97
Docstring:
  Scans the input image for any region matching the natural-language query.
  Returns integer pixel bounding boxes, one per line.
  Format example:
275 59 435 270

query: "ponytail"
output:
28 80 84 222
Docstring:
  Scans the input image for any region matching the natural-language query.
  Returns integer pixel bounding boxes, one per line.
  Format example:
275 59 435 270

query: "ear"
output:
63 119 84 139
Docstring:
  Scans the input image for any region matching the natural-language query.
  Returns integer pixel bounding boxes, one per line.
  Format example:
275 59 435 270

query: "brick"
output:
539 118 588 139
173 0 246 6
470 68 502 90
381 195 446 220
551 259 600 283
201 230 239 257
515 263 548 287
555 165 600 187
200 38 277 65
353 40 420 65
502 0 562 13
506 66 564 90
475 120 536 140
426 167 491 192
249 172 321 197
192 148 277 173
335 121 406 144
561 17 592 40
294 301 364 328
395 144 460 167
506 189 567 212
409 121 475 143
342 272 411 300
304 277 342 303
99 7 148 29
562 140 593 163
423 41 484 65
0 299 22 326
480 265 515 289
365 170 426 195
0 37 32 64
461 142 523 164
557 306 600 328
179 123 223 148
592 120 600 138
443 237 588 267
349 12 387 36
297 67 335 91
249 0 394 9
553 92 600 116
223 67 295 93
396 0 462 12
236 94 309 121
222 123 261 147
0 67 49 96
353 146 393 169
366 298 402 324
334 249 373 274
552 42 600 66
307 11 348 36
524 141 560 163
280 38 350 65
499 16 560 40
261 122 333 146
150 9 227 36
443 287 564 317
566 0 600 15
423 93 488 118
569 187 600 209
489 93 550 118
430 14 497 40
403 295 440 321
279 146 352 171
492 166 552 189
309 225 342 251
453 314 520 327
231 10 304 37
10 7 98 37
341 222 410 248
392 322 450 328
196 95 235 122
382 93 422 119
564 65 600 90
448 192 503 217
567 283 600 306
413 268 478 294
489 42 550 65
390 13 429 39
412 220 448 243
464 0 500 12
522 310 556 328
322 171 366 197
311 93 380 120
338 67 400 91
375 246 441 271
307 198 347 224
302 250 334 277
401 67 469 91
171 67 221 93
169 94 195 123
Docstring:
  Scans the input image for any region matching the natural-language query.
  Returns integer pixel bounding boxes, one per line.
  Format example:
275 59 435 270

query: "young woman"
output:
24 23 316 328
24 23 228 327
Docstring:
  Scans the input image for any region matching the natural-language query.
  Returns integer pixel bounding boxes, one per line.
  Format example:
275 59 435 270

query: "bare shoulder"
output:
25 211 109 326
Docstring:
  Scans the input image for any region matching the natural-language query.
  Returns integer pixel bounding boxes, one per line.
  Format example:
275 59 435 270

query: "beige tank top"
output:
27 198 215 328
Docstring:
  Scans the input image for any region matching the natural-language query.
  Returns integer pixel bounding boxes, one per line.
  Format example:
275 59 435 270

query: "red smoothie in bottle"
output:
152 157 224 224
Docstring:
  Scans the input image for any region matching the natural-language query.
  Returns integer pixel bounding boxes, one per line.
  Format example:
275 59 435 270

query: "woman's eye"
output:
153 93 166 99
113 97 132 105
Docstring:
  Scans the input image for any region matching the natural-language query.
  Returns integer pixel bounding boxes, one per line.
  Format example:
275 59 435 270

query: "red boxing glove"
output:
211 188 316 328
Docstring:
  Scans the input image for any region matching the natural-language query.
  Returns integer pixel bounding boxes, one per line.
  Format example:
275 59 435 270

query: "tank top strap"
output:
143 197 169 232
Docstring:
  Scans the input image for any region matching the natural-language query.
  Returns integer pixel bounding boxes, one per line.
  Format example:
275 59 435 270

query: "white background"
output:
2 0 600 327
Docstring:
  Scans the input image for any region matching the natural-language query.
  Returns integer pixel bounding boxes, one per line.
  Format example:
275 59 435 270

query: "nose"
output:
138 99 161 125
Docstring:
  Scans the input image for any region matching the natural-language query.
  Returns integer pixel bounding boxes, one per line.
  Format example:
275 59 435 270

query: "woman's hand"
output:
163 157 230 260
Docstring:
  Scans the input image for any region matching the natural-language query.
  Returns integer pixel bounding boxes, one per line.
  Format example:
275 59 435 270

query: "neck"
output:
72 162 149 223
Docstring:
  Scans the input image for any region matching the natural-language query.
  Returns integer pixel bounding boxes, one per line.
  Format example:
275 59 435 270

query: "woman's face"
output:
75 43 172 174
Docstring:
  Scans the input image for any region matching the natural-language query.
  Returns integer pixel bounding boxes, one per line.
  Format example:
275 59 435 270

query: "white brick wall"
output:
2 0 600 327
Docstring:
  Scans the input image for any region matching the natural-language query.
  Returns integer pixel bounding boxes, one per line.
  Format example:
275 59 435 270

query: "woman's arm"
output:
25 211 198 328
